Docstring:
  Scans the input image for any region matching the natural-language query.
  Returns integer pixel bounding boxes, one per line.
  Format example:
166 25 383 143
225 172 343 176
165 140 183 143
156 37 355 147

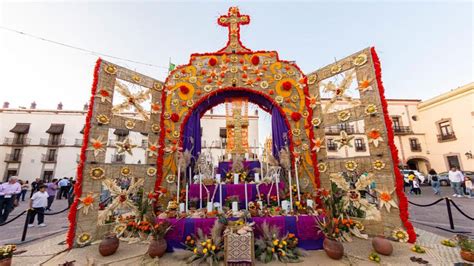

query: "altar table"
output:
189 182 284 209
161 215 324 251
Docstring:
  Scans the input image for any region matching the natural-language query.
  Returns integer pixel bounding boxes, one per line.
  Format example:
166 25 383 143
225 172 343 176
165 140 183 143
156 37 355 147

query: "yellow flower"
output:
193 248 197 254
206 239 211 243
201 242 206 247
271 248 275 253
211 245 216 251
282 240 287 246
281 250 286 257
278 244 283 248
203 248 208 254
207 244 211 249
273 239 279 246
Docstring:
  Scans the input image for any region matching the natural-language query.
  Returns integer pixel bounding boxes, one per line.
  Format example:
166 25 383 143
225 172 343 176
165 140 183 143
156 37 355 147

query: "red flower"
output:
291 112 302 121
179 85 189 94
208 57 217 66
170 113 179 122
282 81 292 91
251 55 260 65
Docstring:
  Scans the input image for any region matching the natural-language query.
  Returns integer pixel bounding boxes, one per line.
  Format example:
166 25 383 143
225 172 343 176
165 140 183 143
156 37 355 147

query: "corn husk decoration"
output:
177 150 192 171
279 148 291 170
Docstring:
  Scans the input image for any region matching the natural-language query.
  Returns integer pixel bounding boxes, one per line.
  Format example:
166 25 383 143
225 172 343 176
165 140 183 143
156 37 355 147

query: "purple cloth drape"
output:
271 107 289 160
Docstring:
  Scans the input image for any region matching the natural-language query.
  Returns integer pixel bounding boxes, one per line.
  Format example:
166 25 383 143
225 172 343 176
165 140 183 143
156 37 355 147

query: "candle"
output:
282 200 289 213
288 169 293 211
244 182 248 210
207 202 213 212
179 203 185 213
233 173 239 184
199 174 203 209
259 160 263 179
257 200 263 209
185 184 189 213
188 167 192 185
276 177 280 207
216 174 221 183
213 202 221 211
177 166 181 203
255 173 260 183
245 153 249 160
232 201 239 212
295 159 301 202
219 182 223 211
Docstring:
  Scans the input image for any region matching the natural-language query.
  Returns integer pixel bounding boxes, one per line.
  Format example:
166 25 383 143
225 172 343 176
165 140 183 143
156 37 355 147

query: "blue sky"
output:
0 1 472 142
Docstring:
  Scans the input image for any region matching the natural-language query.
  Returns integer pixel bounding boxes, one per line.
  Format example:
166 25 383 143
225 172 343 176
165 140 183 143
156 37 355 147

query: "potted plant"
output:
0 244 16 266
148 220 173 258
316 215 345 260
458 235 474 262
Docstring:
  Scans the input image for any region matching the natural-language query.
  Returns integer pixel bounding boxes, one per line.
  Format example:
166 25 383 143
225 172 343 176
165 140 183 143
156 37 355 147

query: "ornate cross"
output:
218 7 251 52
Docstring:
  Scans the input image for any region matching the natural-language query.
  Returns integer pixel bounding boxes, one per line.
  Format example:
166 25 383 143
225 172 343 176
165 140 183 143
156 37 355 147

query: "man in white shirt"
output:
0 176 21 223
28 185 48 227
448 167 464 197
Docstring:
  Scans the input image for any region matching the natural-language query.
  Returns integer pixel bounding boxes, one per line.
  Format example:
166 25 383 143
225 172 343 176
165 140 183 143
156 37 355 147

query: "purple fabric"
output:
181 89 289 163
271 107 289 160
161 216 324 251
218 161 261 176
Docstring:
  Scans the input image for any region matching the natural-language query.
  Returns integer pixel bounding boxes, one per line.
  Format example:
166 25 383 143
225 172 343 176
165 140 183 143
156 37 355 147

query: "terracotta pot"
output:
461 250 474 262
148 237 167 258
98 233 120 256
372 236 393 256
323 238 344 260
0 257 12 266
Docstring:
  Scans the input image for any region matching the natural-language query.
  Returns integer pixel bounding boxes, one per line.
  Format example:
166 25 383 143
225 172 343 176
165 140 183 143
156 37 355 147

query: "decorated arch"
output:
67 6 415 249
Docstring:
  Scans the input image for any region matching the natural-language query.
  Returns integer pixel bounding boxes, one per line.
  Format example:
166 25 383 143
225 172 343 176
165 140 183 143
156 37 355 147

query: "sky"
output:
0 1 472 142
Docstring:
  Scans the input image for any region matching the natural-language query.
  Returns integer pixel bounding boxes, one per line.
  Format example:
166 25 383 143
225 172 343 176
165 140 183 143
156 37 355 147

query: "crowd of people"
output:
0 176 75 227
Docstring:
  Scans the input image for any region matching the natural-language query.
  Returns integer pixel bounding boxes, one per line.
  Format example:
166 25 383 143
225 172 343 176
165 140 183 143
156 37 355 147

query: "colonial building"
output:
1 82 472 181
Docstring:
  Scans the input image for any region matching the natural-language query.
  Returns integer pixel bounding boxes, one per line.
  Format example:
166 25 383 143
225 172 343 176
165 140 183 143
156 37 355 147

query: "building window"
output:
43 170 54 182
5 170 18 181
354 138 366 152
327 139 337 151
392 116 401 130
12 148 21 161
409 138 421 152
446 155 461 170
47 149 57 162
437 120 456 141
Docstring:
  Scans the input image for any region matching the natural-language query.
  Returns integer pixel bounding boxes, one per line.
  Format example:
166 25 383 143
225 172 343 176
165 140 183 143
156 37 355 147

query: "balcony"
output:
393 126 413 135
41 153 57 163
327 143 338 151
4 153 22 163
437 132 456 142
410 144 422 152
3 137 31 145
111 154 125 163
355 145 367 152
74 138 84 146
324 126 355 135
40 138 65 146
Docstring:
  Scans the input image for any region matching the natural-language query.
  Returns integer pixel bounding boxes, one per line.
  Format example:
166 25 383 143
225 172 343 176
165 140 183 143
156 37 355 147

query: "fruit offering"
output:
369 252 381 263
441 239 456 247
411 244 426 253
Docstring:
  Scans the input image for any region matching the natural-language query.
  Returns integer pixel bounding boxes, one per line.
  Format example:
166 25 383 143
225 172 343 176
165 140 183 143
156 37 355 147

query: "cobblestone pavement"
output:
406 185 474 238
0 197 70 245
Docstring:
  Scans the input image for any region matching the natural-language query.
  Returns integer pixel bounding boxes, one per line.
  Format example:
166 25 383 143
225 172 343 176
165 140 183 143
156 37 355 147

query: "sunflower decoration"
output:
364 104 377 116
76 232 92 247
373 160 386 170
260 81 269 89
391 228 409 243
147 141 160 157
311 137 326 152
96 114 110 125
275 96 284 104
367 129 383 147
147 167 157 177
115 137 137 155
98 178 144 225
125 120 135 129
87 135 107 157
334 130 354 149
345 160 358 171
311 117 322 127
96 87 113 103
353 53 368 66
166 175 176 184
358 73 374 93
353 220 365 231
78 193 96 215
317 162 327 173
375 188 399 212
337 110 351 122
113 224 127 237
90 167 105 180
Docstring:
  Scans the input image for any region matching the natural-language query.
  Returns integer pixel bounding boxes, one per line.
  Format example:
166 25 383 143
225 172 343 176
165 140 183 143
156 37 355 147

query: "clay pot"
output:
98 233 120 256
372 236 393 256
148 237 167 258
0 257 12 266
461 250 474 262
323 238 344 260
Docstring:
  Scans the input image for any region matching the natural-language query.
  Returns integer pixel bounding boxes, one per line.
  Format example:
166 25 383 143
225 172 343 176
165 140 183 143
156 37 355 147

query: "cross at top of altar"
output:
217 7 251 53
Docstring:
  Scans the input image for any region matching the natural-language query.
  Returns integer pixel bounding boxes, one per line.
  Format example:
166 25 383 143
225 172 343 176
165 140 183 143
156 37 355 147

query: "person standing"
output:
57 177 70 200
429 169 441 195
464 176 473 198
408 171 416 194
20 180 29 201
0 177 21 223
46 179 58 211
30 178 41 198
413 178 421 195
28 184 48 227
448 167 464 198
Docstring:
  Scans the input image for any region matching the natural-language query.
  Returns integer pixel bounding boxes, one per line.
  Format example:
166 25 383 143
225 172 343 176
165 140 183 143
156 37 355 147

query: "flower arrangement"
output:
184 221 225 265
255 222 304 263
224 195 240 208
0 244 16 260
315 215 367 242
